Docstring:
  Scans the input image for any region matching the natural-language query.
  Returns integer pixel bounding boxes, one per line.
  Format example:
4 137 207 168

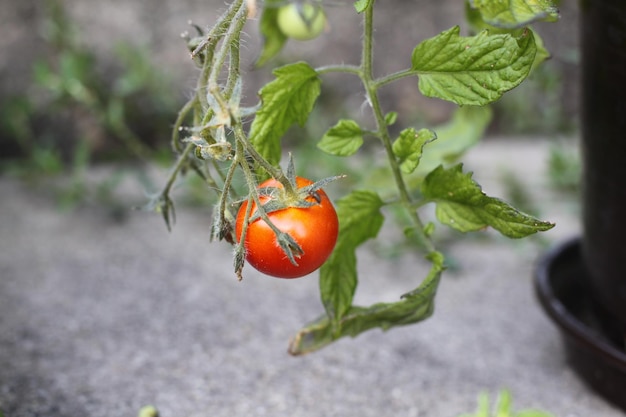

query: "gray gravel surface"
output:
1 139 623 417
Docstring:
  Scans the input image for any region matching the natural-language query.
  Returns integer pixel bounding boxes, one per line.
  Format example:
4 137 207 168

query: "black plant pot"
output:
534 0 626 410
579 0 626 328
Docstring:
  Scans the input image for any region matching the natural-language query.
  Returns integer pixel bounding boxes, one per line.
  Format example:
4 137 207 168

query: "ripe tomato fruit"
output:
235 176 338 278
276 3 326 41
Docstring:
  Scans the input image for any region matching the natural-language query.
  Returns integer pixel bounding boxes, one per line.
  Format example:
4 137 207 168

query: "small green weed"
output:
459 390 556 417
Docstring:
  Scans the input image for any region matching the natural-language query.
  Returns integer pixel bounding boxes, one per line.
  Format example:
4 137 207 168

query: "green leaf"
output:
319 191 385 322
248 62 321 167
529 28 550 71
423 222 436 237
469 0 559 29
290 251 445 355
458 390 556 417
256 2 288 66
421 164 555 238
496 390 513 416
34 61 67 100
417 106 492 175
466 1 502 34
385 111 398 126
411 26 536 106
465 4 552 74
516 411 557 417
354 0 374 13
59 51 94 84
392 128 437 174
317 119 364 156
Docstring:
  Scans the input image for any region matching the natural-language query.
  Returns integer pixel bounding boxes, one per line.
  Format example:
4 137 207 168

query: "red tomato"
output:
235 176 338 278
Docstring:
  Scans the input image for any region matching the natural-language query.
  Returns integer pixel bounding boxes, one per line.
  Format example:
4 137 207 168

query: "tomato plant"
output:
150 0 559 355
235 176 338 278
276 2 326 41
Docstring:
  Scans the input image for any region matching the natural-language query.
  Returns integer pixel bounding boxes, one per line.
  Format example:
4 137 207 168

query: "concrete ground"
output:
1 138 623 417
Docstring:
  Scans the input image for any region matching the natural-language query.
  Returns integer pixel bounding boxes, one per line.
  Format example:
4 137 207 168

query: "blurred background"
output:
0 0 581 207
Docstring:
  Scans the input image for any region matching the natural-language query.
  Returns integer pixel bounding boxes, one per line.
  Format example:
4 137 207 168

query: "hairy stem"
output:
361 1 436 254
373 68 418 89
161 142 194 198
234 124 297 197
315 64 362 77
208 0 247 89
171 97 197 152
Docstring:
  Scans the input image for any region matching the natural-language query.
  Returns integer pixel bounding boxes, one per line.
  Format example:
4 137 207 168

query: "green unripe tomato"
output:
276 3 326 41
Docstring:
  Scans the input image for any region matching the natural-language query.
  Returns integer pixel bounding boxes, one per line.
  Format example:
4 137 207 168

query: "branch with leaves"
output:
152 0 558 355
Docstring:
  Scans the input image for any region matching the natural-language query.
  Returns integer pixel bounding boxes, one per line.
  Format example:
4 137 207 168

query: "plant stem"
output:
195 0 243 112
171 97 197 152
374 68 418 88
234 124 297 197
208 0 247 89
315 64 362 77
361 1 436 254
161 142 194 197
212 151 240 241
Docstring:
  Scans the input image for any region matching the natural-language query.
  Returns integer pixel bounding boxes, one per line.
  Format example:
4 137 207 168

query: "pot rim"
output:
535 237 626 372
